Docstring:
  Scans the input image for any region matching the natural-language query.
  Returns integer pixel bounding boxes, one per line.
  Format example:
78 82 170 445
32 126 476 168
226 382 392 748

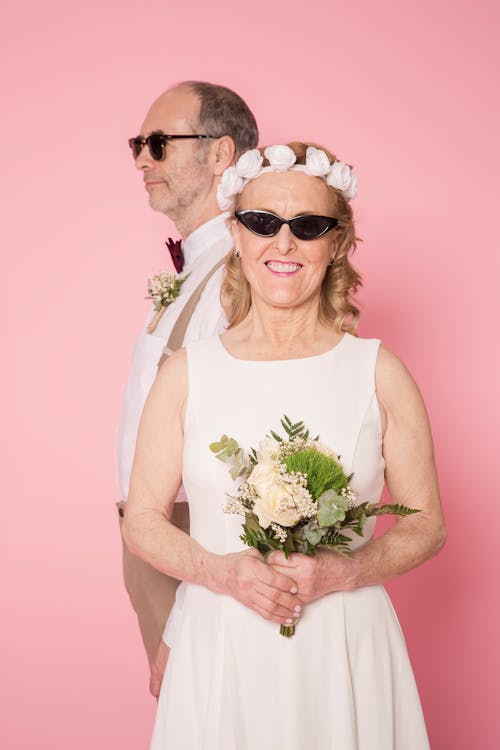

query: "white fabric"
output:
152 334 430 749
116 213 232 502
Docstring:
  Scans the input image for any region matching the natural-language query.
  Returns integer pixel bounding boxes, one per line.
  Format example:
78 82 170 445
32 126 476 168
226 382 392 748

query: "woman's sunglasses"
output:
235 210 339 241
128 133 216 161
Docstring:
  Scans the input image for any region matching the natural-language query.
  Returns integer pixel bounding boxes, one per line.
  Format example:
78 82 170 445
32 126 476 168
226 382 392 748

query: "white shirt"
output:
116 212 232 501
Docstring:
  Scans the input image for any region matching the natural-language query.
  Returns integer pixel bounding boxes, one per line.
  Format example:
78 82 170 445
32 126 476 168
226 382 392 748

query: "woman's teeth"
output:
265 261 302 273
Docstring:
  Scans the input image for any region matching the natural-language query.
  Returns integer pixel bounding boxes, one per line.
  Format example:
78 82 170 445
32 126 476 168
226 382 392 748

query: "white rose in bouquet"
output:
255 437 277 462
247 461 301 529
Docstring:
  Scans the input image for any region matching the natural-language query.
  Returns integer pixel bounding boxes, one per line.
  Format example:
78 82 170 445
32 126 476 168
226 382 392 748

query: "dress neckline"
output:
216 332 349 363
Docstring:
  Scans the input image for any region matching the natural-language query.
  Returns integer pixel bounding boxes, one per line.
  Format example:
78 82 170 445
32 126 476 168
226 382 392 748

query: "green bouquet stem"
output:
280 623 296 638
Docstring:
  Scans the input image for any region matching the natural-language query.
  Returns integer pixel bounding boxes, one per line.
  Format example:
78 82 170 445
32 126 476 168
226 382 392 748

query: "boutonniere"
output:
146 271 188 334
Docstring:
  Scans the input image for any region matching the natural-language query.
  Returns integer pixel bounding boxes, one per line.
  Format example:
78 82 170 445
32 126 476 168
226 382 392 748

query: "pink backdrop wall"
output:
2 1 499 747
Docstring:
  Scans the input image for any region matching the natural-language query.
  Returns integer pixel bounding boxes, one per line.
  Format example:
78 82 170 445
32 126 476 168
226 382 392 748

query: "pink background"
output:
2 1 499 747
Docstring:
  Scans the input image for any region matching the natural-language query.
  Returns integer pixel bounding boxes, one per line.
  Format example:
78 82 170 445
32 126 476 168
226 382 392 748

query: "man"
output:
117 81 258 697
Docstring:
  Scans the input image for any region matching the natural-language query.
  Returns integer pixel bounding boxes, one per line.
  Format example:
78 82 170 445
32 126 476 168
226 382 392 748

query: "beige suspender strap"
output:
157 256 227 368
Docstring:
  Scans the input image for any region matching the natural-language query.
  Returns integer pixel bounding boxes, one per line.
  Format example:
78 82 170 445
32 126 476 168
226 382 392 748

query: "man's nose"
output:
134 142 154 171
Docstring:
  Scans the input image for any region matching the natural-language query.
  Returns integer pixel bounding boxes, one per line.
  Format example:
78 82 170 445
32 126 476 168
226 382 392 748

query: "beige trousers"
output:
118 501 190 666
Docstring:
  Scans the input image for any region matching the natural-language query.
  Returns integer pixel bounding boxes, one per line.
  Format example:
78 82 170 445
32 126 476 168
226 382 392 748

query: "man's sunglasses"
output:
234 210 339 241
128 133 216 161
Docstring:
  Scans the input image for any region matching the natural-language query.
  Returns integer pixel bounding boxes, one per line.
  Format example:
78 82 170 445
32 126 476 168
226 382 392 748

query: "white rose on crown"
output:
216 145 359 211
326 160 352 192
217 165 244 210
235 148 263 178
264 145 297 171
343 173 358 200
305 146 332 177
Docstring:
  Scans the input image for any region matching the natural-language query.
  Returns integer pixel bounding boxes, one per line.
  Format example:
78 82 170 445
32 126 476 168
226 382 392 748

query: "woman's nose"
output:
273 224 296 255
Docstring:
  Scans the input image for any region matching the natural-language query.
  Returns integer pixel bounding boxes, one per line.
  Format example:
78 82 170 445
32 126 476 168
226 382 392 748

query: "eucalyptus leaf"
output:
229 465 242 480
209 441 223 453
318 489 348 508
303 524 326 546
321 507 345 526
317 489 349 526
217 451 235 464
225 438 239 456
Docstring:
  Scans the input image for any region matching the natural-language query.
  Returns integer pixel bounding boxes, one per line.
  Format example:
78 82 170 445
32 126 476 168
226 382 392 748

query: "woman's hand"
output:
218 548 304 625
267 550 346 603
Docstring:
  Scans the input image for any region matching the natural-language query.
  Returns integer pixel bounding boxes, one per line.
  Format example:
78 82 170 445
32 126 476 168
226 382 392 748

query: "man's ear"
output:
213 136 236 175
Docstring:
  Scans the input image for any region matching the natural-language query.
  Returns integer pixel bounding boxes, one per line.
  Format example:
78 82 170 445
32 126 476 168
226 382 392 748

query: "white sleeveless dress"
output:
150 334 430 750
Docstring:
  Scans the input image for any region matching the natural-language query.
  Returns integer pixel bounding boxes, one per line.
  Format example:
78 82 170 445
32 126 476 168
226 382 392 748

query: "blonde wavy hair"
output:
221 141 362 334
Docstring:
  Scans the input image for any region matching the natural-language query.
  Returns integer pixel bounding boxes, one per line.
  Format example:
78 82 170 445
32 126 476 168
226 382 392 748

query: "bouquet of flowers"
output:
210 416 419 636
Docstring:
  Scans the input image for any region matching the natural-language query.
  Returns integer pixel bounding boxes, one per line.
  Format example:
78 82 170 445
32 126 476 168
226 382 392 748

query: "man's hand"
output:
149 640 170 700
267 550 352 603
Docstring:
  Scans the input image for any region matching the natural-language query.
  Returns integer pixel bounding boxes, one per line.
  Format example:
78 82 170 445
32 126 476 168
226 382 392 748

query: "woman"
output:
123 142 446 749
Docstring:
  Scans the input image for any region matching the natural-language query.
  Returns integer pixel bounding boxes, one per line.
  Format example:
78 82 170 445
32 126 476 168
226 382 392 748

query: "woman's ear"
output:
325 233 338 264
331 225 345 256
230 217 242 253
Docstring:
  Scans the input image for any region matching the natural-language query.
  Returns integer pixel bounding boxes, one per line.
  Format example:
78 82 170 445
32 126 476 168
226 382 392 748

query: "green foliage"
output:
284 449 348 499
209 435 248 480
366 503 421 517
240 513 287 556
316 489 349 526
302 521 326 546
280 415 310 441
210 418 421 601
318 528 354 555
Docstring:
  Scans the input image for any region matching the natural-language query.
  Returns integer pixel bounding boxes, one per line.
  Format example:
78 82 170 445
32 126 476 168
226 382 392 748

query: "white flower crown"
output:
217 145 358 211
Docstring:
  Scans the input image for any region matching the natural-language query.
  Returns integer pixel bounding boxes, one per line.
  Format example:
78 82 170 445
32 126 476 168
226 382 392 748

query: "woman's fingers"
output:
227 551 303 623
251 555 299 593
253 588 302 622
251 597 300 626
267 550 297 567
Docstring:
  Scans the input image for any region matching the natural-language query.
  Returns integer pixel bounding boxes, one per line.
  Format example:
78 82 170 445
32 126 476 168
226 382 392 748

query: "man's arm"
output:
118 502 187 667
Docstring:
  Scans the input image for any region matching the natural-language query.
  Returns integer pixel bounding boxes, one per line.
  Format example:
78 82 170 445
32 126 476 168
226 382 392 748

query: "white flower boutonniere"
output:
146 271 188 334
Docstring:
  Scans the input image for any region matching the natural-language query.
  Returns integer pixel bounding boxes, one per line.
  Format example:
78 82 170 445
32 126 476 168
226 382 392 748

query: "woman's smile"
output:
265 260 303 275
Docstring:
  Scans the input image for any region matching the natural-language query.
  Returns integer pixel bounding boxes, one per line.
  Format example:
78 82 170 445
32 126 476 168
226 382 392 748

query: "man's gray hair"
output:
183 81 258 155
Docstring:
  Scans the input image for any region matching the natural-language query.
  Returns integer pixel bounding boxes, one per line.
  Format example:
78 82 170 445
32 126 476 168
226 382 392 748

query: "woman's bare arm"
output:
269 345 446 599
122 349 302 624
